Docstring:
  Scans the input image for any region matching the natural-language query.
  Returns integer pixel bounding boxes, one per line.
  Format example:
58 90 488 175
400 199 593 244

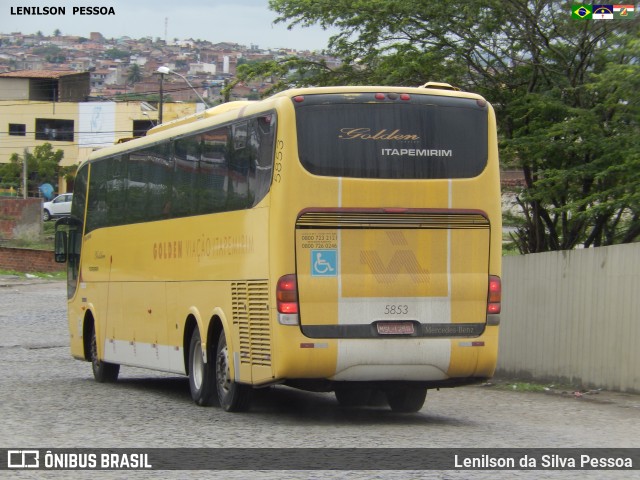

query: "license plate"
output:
376 321 415 335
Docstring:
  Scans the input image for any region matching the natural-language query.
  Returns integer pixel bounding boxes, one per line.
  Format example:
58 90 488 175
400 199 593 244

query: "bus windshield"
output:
294 93 488 179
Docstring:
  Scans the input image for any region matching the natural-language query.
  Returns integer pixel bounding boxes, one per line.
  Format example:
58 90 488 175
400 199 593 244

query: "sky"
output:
2 0 337 51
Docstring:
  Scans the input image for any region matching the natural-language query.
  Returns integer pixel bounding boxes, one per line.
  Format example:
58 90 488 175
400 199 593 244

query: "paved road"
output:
1 280 638 479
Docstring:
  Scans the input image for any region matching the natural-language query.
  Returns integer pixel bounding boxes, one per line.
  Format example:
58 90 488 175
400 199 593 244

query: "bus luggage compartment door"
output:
294 210 491 339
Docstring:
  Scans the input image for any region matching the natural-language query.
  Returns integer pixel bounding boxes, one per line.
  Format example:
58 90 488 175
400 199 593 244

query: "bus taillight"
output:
277 274 299 325
374 93 411 101
487 275 501 314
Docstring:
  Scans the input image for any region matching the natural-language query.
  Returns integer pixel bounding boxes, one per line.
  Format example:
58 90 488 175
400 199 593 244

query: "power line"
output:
0 140 142 150
0 126 154 135
0 86 208 105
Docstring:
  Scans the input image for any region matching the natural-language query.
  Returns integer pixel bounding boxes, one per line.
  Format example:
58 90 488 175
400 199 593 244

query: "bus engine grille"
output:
232 281 272 367
296 209 490 229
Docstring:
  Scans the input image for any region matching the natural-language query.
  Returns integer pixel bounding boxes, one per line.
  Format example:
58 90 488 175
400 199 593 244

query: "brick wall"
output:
0 198 42 240
0 246 64 273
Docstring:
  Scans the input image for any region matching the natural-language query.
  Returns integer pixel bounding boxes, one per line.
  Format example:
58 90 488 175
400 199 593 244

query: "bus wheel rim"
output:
216 345 231 394
192 341 203 390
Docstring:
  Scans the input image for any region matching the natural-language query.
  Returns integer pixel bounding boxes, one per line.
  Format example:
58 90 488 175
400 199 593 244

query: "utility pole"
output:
158 73 164 124
22 148 28 199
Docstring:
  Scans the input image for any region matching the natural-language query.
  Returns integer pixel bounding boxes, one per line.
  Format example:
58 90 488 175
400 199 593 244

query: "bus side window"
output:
173 136 201 217
200 126 230 214
248 114 276 207
228 122 250 210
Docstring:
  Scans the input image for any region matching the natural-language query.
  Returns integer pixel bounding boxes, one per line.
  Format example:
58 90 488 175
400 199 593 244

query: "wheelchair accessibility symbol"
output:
311 249 337 277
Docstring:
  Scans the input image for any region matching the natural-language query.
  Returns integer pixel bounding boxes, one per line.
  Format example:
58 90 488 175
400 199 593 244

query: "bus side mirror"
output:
54 230 68 263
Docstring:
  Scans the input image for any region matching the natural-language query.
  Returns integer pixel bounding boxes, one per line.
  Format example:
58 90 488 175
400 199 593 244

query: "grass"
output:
494 381 549 393
0 222 63 279
486 378 602 397
2 238 54 250
0 268 66 280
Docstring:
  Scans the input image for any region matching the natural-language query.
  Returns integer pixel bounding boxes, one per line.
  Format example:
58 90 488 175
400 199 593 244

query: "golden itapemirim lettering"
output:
152 235 255 261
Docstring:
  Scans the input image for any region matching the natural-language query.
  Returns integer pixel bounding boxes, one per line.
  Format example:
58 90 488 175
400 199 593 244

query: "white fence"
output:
496 243 640 392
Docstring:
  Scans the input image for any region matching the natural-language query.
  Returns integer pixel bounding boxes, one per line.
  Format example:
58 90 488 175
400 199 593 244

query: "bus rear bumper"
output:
332 338 451 381
273 329 499 384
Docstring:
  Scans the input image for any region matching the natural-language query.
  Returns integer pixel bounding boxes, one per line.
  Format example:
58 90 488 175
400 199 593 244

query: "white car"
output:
43 193 73 221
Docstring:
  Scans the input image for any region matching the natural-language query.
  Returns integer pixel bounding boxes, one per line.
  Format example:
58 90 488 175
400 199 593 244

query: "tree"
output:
506 33 640 250
115 92 174 104
0 156 21 190
2 144 65 196
104 48 130 60
243 0 640 250
32 45 66 63
127 63 142 85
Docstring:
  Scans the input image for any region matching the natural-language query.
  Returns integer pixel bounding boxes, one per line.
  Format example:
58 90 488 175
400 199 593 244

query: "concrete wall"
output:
497 243 640 392
0 197 42 240
0 78 28 100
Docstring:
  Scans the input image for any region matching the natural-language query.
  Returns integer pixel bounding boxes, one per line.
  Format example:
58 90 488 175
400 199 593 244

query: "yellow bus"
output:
55 83 502 413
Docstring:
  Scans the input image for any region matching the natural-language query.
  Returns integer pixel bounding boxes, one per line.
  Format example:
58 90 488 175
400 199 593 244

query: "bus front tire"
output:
188 328 218 406
90 325 119 383
386 386 427 413
215 333 252 412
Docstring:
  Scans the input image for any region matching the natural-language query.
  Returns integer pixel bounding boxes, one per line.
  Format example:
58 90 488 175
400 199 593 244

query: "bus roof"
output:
266 83 485 101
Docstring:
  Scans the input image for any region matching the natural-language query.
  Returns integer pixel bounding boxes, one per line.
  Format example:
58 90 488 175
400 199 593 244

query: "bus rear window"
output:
294 94 488 179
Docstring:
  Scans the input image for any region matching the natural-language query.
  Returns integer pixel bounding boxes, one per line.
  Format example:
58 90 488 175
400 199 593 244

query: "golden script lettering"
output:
338 128 420 141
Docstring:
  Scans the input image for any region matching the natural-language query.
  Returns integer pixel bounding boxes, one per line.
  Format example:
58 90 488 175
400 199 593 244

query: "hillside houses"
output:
0 30 338 193
0 31 336 100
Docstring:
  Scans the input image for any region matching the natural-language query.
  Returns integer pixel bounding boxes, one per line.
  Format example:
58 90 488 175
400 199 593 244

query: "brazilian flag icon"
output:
572 4 593 19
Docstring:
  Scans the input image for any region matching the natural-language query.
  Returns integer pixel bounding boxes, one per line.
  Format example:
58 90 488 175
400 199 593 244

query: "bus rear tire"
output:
90 325 119 383
188 328 218 406
386 386 427 413
215 333 252 412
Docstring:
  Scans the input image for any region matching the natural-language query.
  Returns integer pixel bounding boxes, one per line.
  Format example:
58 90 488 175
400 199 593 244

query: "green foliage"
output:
0 144 65 195
127 64 142 85
0 158 21 189
253 0 640 251
59 165 78 183
115 93 174 103
32 44 66 63
104 48 130 60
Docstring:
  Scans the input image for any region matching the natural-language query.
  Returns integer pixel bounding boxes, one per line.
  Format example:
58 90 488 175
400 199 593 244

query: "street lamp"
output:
142 111 156 127
156 66 209 108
